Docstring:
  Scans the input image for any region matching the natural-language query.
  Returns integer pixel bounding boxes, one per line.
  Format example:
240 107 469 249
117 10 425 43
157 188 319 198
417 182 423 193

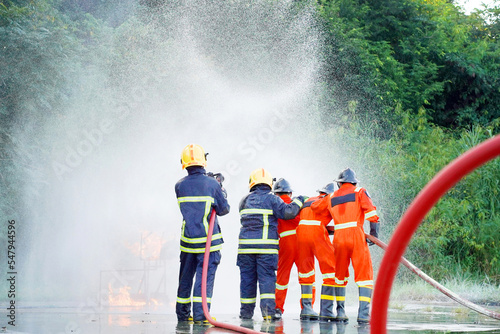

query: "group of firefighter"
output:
175 144 380 325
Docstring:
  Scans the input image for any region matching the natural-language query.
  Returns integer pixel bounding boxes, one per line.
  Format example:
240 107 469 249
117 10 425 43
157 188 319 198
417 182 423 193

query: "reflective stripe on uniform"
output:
359 296 371 302
241 297 257 304
240 209 273 215
336 296 346 301
276 283 288 290
335 221 357 230
301 294 313 298
178 196 214 235
292 198 304 208
279 230 296 237
299 220 321 226
180 244 222 253
237 248 279 254
181 233 222 244
322 272 336 280
260 293 275 299
239 239 279 245
354 187 362 192
299 270 315 278
193 296 211 303
357 280 374 287
177 296 191 304
239 208 274 243
335 277 348 285
365 210 378 220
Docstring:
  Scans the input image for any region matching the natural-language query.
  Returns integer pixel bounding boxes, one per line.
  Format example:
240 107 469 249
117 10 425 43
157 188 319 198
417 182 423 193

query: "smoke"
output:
9 0 373 315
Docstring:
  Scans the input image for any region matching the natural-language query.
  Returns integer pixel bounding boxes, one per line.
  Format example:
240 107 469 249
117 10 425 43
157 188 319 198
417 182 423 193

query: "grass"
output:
390 277 500 305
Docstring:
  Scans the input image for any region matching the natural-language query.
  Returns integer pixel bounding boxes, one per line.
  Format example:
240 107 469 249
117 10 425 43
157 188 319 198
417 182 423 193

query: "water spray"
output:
365 234 500 321
371 134 500 334
202 208 267 334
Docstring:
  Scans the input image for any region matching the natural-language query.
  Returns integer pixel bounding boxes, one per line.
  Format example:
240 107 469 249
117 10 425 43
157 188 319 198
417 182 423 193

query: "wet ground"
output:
1 302 500 334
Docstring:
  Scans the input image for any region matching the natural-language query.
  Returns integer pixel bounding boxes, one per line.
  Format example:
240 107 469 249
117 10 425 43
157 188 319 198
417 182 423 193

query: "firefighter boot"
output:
357 286 372 324
319 285 336 322
300 284 319 320
335 286 348 323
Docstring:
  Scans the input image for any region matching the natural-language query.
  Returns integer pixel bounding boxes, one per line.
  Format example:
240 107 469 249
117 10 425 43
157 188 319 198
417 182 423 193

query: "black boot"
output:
319 285 336 322
335 286 348 323
357 286 372 324
300 284 319 320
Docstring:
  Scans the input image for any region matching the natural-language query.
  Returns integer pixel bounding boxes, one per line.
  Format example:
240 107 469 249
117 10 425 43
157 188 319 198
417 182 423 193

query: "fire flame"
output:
125 231 165 260
108 283 146 307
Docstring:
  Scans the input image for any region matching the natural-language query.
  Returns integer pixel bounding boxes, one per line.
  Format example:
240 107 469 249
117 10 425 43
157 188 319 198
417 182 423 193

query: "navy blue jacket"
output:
175 166 230 253
238 184 304 254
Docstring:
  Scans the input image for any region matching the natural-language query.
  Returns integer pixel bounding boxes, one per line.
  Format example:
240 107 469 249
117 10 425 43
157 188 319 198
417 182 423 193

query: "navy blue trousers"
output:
237 253 278 319
176 251 221 321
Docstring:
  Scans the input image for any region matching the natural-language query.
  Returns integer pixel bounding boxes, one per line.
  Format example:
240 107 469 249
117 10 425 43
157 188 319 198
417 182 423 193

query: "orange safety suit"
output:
296 196 336 286
311 183 379 287
275 194 300 314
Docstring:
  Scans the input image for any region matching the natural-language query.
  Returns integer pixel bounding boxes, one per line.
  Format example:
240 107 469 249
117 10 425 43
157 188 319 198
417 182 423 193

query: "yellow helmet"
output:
181 144 207 169
249 168 273 189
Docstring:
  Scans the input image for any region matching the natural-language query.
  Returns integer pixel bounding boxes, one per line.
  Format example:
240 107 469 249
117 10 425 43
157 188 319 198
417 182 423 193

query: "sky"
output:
457 0 497 13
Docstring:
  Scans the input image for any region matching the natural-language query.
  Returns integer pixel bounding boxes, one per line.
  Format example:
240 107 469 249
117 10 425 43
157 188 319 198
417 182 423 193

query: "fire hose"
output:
371 134 500 334
201 208 266 334
365 233 500 320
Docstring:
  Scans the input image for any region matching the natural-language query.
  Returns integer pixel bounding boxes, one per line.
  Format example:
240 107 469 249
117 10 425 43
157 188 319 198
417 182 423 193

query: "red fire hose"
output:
371 134 500 334
201 208 266 334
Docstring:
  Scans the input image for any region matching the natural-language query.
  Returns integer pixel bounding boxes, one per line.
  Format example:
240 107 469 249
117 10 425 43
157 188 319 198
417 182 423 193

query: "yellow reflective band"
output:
357 281 374 287
238 248 279 254
292 198 303 208
321 295 335 301
177 297 191 304
260 293 275 299
240 209 273 215
301 294 313 298
178 196 215 203
181 233 222 244
279 230 296 237
241 298 257 304
299 270 315 278
299 220 321 226
365 210 378 219
239 239 279 245
336 296 346 301
193 296 211 303
180 244 222 253
335 222 357 230
359 296 371 302
276 283 288 290
263 212 269 240
354 187 362 193
322 273 336 279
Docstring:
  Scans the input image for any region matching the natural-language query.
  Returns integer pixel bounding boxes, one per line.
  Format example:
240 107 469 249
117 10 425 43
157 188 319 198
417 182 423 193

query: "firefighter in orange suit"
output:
273 178 301 318
311 168 379 324
296 183 337 321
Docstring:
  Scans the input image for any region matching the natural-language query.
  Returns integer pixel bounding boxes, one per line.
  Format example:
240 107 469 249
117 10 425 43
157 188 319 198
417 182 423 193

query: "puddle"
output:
1 302 499 334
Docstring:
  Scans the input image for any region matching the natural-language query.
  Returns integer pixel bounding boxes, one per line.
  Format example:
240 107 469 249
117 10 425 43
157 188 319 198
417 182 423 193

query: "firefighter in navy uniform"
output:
237 168 306 321
175 144 230 324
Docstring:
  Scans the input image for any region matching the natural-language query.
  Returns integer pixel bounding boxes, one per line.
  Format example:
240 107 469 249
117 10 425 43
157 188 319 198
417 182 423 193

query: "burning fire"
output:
108 283 146 307
125 231 166 260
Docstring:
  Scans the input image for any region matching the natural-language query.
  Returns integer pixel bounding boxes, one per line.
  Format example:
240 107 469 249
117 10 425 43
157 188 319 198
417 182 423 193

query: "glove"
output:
370 222 379 239
366 222 379 246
